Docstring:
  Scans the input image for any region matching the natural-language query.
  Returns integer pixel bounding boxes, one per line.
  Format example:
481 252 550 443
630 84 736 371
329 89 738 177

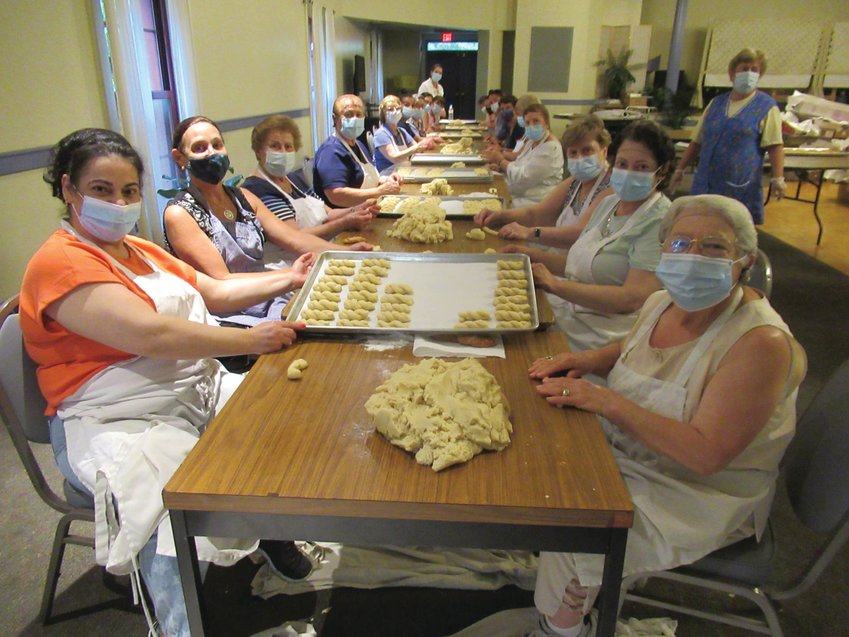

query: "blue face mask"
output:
568 155 603 182
516 115 525 128
339 116 365 141
424 104 432 113
610 167 657 202
264 150 296 178
402 106 414 118
655 253 745 312
525 124 545 142
733 70 759 94
431 72 442 82
76 195 141 243
188 153 230 185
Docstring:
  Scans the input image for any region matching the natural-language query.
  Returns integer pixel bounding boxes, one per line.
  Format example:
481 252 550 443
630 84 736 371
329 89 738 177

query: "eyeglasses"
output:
666 235 735 258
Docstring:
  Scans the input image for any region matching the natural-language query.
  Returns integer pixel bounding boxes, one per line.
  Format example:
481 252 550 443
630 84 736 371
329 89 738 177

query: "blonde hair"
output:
728 48 768 75
379 95 402 123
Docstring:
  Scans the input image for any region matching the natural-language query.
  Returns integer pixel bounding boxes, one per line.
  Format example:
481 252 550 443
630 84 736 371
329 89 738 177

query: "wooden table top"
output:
164 327 633 529
164 173 633 531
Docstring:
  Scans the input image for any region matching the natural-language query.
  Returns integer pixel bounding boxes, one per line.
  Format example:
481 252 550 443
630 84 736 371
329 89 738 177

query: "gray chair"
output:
620 357 849 636
747 248 774 299
0 295 96 622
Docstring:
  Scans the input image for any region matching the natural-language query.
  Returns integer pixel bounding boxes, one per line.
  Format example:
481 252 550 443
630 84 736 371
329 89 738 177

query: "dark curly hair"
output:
609 120 676 190
43 128 144 200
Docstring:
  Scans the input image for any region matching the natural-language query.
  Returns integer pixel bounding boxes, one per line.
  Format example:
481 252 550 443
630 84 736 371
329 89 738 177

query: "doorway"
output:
425 49 478 119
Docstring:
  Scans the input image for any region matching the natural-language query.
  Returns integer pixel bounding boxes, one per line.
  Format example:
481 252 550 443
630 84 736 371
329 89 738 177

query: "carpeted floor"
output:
2 231 848 637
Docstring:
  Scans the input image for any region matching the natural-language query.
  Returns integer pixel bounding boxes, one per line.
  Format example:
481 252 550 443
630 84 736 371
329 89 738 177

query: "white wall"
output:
0 0 110 300
641 0 849 88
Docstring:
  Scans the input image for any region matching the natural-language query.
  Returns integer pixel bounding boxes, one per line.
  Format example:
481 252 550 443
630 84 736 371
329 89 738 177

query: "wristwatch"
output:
534 227 542 238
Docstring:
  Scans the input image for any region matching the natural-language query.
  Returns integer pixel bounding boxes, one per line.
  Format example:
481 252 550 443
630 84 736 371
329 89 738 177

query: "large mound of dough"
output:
387 200 453 243
365 358 512 471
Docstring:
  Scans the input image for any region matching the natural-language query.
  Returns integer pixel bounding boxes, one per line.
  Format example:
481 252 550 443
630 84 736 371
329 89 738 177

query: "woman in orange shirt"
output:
20 128 312 637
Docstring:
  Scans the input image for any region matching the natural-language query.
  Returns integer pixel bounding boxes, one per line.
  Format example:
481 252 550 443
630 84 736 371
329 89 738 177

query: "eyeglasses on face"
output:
665 235 735 258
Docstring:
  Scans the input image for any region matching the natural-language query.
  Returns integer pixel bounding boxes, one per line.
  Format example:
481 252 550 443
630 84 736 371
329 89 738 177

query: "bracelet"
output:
534 227 542 238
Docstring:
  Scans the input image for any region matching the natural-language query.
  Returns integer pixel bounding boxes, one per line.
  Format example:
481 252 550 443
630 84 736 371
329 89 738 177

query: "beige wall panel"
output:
0 171 65 299
641 0 849 87
0 0 108 153
186 0 310 119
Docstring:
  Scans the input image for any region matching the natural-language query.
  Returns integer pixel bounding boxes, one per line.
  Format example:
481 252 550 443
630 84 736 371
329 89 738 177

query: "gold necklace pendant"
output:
223 209 236 221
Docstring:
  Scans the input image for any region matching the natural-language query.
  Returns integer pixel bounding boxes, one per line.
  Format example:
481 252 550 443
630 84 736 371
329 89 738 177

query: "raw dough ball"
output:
364 358 512 472
420 178 454 196
465 228 486 241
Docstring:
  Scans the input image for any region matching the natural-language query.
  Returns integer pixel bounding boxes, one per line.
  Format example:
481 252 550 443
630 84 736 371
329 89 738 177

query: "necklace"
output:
222 208 236 221
600 203 620 238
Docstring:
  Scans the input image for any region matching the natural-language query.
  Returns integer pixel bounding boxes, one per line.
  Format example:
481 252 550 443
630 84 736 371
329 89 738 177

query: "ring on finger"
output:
561 387 570 397
545 355 553 360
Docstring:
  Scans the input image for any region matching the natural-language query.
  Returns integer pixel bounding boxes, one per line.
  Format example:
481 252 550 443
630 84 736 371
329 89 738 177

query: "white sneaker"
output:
524 610 597 637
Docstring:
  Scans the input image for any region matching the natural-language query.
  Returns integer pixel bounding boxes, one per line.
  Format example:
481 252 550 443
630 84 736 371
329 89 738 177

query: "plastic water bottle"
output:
448 105 454 120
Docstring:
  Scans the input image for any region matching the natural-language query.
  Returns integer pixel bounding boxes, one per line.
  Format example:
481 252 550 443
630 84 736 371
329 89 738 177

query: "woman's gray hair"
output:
659 194 758 257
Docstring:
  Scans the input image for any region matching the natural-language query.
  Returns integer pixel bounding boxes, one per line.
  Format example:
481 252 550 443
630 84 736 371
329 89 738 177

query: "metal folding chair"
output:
0 295 97 623
621 358 849 636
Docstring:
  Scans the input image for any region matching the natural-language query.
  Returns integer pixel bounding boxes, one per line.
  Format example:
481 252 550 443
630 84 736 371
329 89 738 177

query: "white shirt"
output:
417 78 444 98
505 137 564 207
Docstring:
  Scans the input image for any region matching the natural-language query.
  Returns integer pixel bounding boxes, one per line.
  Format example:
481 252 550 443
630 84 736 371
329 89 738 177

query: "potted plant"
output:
650 84 696 129
595 47 645 102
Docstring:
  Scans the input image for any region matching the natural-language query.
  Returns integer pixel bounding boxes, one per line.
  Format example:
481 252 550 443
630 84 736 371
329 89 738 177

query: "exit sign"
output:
441 32 453 42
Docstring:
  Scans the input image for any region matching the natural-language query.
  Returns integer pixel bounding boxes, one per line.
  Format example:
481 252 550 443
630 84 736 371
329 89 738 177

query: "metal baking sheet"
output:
396 166 493 183
288 251 538 335
410 153 485 165
437 130 484 139
442 119 483 126
376 194 505 217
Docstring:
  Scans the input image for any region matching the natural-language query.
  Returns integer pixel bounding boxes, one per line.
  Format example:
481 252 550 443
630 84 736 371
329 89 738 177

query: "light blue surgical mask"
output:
76 195 141 243
264 150 296 178
339 116 365 141
516 115 525 128
431 105 443 119
424 104 432 113
385 110 402 125
431 72 442 82
655 253 745 312
415 108 425 119
525 124 546 142
402 106 414 118
733 70 759 94
568 155 604 182
610 167 657 202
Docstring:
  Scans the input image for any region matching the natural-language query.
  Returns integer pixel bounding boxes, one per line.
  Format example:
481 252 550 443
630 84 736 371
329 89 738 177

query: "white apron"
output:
57 222 256 575
554 170 608 228
573 288 769 584
256 168 329 229
550 193 661 352
338 134 380 189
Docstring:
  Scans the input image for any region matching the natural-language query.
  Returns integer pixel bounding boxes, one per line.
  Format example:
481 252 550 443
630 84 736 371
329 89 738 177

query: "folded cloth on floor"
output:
251 544 537 598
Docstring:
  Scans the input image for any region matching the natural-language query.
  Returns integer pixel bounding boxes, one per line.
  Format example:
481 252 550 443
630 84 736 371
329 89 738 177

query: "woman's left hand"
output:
536 376 612 415
498 222 532 240
531 262 556 292
291 252 316 285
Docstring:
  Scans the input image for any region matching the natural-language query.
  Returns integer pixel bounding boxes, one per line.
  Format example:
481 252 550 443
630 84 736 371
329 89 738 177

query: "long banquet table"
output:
163 175 634 637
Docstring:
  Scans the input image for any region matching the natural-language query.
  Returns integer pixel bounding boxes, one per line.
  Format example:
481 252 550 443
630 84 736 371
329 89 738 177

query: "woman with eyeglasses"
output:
507 120 674 353
459 194 807 637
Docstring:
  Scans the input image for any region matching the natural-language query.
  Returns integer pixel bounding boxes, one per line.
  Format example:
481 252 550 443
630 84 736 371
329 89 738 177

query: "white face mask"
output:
75 195 142 243
264 149 296 178
385 110 402 125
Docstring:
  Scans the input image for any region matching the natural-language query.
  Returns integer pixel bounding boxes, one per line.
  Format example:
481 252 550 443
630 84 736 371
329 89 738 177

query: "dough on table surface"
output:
473 168 489 176
439 137 474 154
462 199 501 216
387 200 454 243
364 358 512 472
420 178 454 196
465 228 486 241
287 358 308 380
379 196 402 213
450 162 466 168
484 248 497 254
340 235 367 245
